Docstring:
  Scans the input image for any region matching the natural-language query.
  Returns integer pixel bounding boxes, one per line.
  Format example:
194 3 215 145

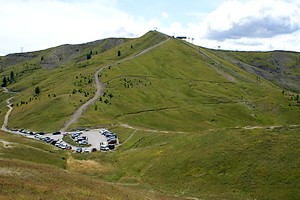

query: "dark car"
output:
107 139 117 145
36 132 45 135
51 140 57 145
91 148 97 152
47 139 54 143
52 131 61 135
106 135 117 140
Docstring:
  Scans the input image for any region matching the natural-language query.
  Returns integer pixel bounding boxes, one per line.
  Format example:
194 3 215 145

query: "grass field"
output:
71 126 300 200
0 130 187 200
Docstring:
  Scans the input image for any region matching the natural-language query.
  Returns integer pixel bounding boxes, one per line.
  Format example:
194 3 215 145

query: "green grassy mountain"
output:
0 31 300 199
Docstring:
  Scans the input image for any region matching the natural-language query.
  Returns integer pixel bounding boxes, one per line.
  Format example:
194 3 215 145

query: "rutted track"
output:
2 97 14 131
1 87 17 133
59 37 170 132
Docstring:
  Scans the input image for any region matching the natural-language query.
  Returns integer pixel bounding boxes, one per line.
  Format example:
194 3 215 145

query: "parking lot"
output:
9 128 117 153
66 129 108 151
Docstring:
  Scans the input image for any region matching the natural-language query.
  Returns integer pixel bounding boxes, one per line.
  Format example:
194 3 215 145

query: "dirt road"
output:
2 97 14 132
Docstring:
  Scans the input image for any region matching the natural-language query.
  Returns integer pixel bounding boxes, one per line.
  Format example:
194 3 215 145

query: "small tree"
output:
117 50 121 57
10 71 15 83
87 53 91 60
2 76 7 87
35 86 41 95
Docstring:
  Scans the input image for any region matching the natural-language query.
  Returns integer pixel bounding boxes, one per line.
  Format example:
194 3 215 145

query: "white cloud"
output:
162 12 169 19
202 0 300 42
186 0 300 52
0 0 159 55
0 0 300 54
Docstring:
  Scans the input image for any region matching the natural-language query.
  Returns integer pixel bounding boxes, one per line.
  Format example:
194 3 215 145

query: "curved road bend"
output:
60 37 170 132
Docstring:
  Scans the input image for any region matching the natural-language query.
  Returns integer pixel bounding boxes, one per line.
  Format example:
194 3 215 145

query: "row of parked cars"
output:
19 129 61 136
99 129 118 151
34 134 72 150
16 128 118 153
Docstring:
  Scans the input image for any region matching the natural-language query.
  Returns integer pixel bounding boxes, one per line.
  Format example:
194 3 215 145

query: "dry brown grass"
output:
0 158 186 200
67 156 113 174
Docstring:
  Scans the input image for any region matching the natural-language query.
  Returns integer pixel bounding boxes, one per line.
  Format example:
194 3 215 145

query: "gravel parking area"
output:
67 129 107 151
6 129 109 153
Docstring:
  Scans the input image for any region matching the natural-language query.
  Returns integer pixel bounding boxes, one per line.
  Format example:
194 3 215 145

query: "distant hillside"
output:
211 50 300 92
0 37 128 69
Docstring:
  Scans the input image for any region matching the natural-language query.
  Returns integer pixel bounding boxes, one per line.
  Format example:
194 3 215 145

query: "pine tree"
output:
10 71 15 83
2 76 7 87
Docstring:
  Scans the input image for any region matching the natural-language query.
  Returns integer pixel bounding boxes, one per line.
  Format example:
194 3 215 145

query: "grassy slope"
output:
0 130 185 200
71 126 300 200
76 37 300 131
70 37 300 199
3 31 167 132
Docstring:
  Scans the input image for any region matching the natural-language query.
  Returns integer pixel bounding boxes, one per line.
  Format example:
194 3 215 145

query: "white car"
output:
100 145 109 151
79 140 88 145
59 143 67 149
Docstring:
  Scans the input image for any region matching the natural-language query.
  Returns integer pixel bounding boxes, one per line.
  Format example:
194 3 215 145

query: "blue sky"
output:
0 0 299 55
116 0 222 21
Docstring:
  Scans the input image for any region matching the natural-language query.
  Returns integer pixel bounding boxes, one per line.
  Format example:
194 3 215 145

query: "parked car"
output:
75 147 82 153
46 138 53 143
100 145 109 151
66 145 72 150
91 148 97 152
34 135 40 139
55 141 63 147
59 143 67 149
51 140 57 145
108 144 115 150
71 132 81 139
99 129 108 134
36 132 45 135
79 140 88 145
84 149 90 153
107 138 117 144
42 137 50 142
106 135 117 140
76 137 86 142
52 131 61 135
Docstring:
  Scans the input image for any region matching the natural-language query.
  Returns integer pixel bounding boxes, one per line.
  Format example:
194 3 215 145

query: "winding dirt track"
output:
2 97 13 132
1 87 17 132
59 37 170 132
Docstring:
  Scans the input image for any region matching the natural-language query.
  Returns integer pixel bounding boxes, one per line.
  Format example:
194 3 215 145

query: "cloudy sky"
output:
0 0 300 55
